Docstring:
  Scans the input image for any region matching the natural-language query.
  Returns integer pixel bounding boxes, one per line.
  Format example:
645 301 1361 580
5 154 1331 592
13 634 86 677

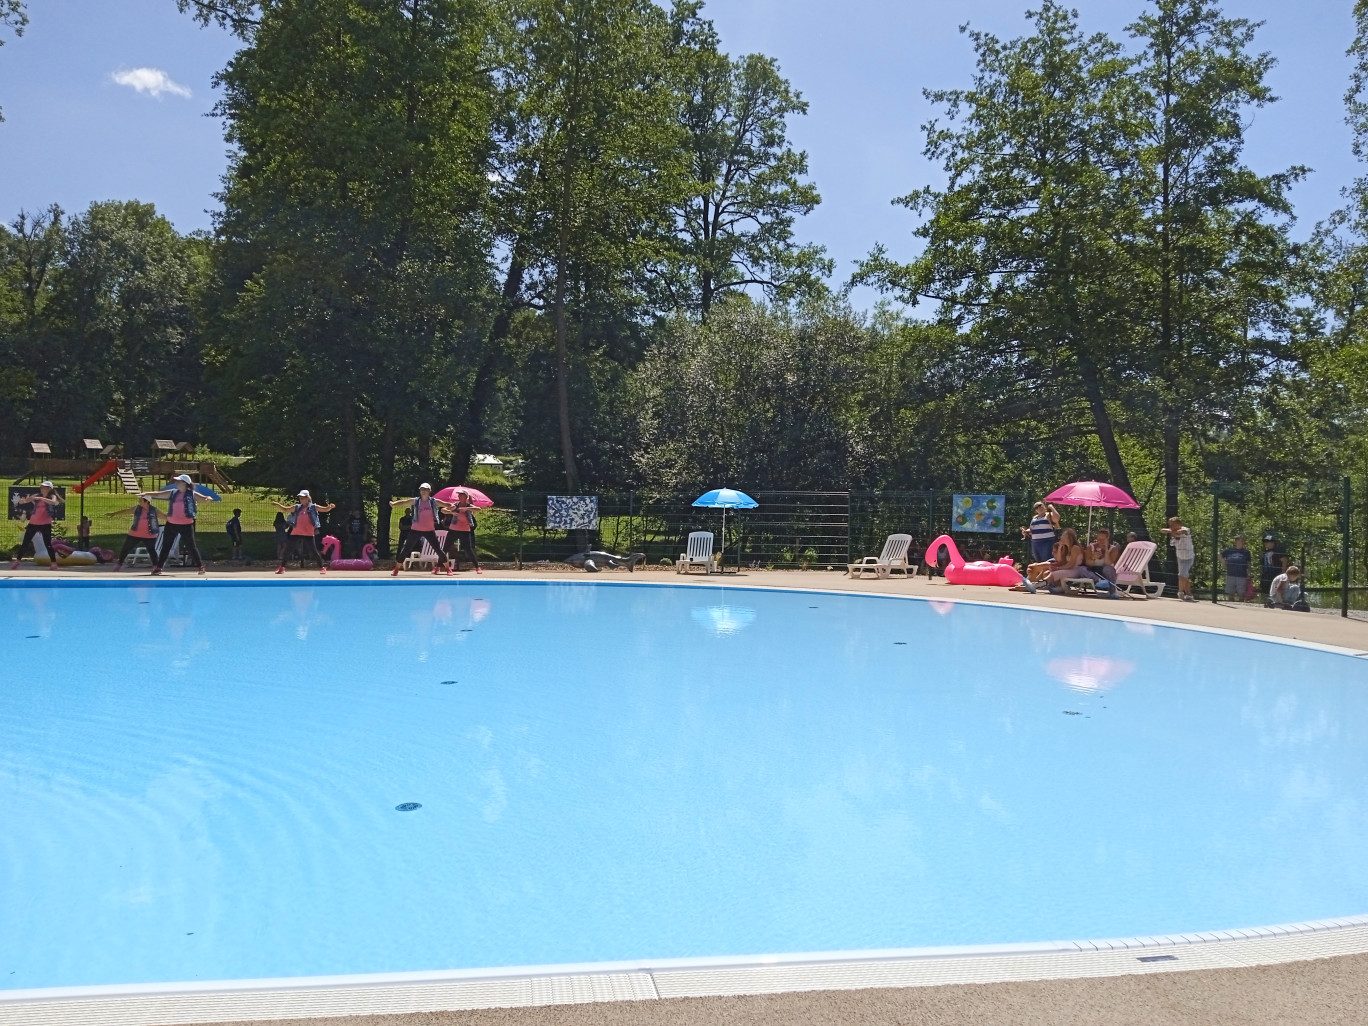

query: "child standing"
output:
226 508 244 562
1161 516 1195 601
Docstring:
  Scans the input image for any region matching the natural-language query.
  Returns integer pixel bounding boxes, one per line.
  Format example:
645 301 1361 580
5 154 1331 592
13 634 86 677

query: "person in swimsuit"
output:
446 488 482 574
143 474 218 575
1083 528 1121 585
389 483 453 576
10 481 61 570
272 490 336 573
106 496 160 570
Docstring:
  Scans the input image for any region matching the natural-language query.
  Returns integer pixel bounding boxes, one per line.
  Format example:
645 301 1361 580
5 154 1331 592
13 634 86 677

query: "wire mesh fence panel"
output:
2 474 1360 617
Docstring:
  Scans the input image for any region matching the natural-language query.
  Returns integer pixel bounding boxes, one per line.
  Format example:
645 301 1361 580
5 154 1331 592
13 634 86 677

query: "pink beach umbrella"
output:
1042 480 1139 536
433 485 495 507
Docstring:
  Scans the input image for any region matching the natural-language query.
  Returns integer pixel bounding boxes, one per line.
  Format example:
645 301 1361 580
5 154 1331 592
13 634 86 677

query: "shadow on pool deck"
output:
179 952 1368 1026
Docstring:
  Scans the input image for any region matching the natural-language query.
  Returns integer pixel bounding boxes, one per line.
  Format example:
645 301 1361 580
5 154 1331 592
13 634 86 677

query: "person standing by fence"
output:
227 508 244 562
1220 535 1252 602
1260 535 1287 599
1161 516 1195 601
1021 501 1060 563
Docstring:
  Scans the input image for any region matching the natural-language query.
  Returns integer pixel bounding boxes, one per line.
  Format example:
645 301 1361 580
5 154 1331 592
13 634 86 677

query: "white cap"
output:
298 489 310 498
175 474 193 485
419 482 432 491
39 480 53 489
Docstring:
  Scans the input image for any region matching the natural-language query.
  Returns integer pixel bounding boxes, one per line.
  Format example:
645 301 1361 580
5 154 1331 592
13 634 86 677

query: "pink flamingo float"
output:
320 536 377 571
925 534 1022 587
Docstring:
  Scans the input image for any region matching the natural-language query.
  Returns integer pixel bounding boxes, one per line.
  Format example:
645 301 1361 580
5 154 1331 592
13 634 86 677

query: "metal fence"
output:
4 478 1364 617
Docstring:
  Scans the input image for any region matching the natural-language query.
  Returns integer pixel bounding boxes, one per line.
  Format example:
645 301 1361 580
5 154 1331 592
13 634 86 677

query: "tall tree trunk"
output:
376 418 397 559
1077 352 1148 538
1162 407 1181 585
553 180 580 492
451 256 526 483
343 402 362 513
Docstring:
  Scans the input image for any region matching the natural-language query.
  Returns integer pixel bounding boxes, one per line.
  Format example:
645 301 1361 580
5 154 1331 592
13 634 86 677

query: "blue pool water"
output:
3 579 1368 991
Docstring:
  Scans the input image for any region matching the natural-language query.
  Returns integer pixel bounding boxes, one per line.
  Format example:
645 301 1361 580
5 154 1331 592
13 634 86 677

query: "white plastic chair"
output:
1114 541 1159 599
126 544 153 567
401 529 447 571
677 531 716 574
847 534 914 579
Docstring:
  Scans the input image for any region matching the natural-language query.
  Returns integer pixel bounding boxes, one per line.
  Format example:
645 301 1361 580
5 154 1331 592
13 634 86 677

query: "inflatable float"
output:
925 534 1022 587
320 535 377 570
30 536 114 567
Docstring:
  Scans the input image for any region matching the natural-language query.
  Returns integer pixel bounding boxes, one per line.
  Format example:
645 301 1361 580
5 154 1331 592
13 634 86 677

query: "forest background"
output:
5 0 1368 558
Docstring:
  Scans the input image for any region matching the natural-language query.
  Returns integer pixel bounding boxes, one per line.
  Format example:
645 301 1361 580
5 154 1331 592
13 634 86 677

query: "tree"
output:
0 205 61 453
207 0 499 550
856 2 1151 530
0 0 26 122
664 3 830 317
52 201 205 452
631 298 870 490
1127 0 1302 529
504 0 688 490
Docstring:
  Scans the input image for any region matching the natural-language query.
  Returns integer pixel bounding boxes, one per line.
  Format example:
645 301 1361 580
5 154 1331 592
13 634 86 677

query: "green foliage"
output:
664 2 830 316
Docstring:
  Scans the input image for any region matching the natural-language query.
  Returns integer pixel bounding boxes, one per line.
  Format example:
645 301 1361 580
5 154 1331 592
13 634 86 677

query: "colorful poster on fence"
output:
951 493 1005 533
8 486 66 521
547 495 599 531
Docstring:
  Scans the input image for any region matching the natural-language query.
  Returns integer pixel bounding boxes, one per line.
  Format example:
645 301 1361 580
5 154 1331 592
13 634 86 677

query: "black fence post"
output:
1211 489 1220 604
517 492 524 570
837 495 848 566
1343 476 1352 618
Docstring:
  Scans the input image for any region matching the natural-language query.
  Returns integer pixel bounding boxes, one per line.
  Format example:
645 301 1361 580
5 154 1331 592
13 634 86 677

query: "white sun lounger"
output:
848 533 914 579
677 531 716 574
403 529 447 571
1114 540 1159 598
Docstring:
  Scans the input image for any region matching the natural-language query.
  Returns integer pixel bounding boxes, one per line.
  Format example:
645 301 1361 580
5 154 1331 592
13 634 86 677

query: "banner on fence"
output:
547 495 598 531
8 485 66 521
951 493 1005 533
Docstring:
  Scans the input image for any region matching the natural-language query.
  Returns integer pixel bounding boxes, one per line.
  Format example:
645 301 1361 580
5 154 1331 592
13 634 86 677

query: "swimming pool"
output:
3 579 1368 992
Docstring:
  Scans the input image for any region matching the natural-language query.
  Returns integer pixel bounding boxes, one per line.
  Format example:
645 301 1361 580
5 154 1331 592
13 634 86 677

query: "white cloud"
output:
111 67 191 100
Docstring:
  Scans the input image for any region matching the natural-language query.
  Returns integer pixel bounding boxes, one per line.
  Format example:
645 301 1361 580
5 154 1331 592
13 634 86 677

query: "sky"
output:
0 0 1361 308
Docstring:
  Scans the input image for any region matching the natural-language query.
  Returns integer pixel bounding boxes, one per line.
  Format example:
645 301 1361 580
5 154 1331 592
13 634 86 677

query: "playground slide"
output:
73 460 119 494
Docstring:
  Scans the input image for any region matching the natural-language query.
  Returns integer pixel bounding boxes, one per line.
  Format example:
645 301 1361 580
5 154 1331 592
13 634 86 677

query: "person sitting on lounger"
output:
1046 529 1091 590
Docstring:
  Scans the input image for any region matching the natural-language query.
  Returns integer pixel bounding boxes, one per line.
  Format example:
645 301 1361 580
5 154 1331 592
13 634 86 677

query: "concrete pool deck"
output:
3 565 1367 1025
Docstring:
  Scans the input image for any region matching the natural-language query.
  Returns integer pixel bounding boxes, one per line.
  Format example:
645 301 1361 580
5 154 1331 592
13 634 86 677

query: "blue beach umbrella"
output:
162 481 222 501
692 488 758 569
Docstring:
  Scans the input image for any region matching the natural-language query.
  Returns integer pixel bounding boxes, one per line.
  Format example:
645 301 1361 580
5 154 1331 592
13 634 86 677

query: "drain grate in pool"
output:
439 680 458 686
25 634 39 639
894 641 907 645
395 802 422 812
1137 954 1178 962
1063 710 1081 715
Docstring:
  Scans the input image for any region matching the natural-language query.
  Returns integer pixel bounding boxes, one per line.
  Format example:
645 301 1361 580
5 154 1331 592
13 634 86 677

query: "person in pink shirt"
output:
446 488 482 574
9 481 61 570
271 489 336 574
105 495 161 570
389 483 453 576
143 474 218 575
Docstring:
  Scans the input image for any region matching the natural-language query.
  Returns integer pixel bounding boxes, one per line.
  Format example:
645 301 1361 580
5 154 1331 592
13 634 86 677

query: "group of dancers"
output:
10 476 482 575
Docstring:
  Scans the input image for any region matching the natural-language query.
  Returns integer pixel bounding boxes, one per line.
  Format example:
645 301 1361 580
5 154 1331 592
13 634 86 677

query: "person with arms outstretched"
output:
105 495 160 571
9 481 61 570
272 490 335 573
142 474 218 575
389 483 452 576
